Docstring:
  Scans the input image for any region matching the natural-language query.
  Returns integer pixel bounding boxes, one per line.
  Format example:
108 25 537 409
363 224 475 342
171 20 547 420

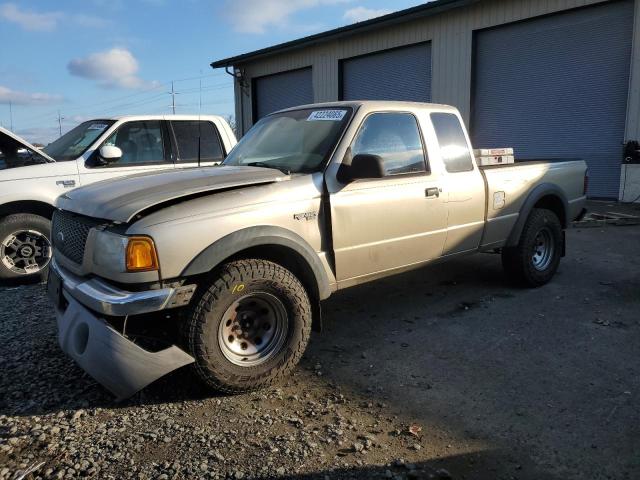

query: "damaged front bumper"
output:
48 259 196 400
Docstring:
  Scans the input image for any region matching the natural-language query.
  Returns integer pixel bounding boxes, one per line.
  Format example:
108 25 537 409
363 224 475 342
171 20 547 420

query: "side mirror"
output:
339 153 385 182
98 145 122 165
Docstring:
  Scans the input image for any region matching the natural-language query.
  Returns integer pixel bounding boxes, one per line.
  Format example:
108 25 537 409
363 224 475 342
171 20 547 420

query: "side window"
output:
103 120 168 165
0 142 48 170
351 113 427 176
171 121 224 163
430 113 474 173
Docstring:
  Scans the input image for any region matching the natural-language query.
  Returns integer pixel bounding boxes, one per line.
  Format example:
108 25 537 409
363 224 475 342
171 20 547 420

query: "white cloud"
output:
0 3 61 31
223 0 350 34
0 3 108 31
67 48 159 90
0 85 63 105
343 6 391 23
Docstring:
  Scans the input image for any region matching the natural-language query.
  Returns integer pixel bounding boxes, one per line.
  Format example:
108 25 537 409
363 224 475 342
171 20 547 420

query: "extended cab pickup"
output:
47 101 587 398
0 115 236 281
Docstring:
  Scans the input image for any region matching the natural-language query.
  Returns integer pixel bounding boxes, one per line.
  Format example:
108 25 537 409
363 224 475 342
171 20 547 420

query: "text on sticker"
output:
307 110 347 121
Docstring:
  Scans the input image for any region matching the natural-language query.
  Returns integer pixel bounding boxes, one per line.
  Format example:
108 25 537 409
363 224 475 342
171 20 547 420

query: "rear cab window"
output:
430 113 474 173
170 121 224 163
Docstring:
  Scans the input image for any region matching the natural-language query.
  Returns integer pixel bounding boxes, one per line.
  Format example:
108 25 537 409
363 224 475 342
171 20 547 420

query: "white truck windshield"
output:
43 120 114 161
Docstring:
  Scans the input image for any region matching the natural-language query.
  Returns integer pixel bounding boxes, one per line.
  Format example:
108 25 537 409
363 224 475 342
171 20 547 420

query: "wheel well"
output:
0 201 55 221
223 244 323 332
227 245 321 301
533 195 566 228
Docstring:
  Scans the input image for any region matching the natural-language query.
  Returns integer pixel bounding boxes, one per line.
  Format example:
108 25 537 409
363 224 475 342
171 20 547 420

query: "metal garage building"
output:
212 0 640 200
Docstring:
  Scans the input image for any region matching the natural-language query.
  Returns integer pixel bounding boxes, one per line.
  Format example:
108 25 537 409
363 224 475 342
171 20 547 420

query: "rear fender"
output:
506 183 569 247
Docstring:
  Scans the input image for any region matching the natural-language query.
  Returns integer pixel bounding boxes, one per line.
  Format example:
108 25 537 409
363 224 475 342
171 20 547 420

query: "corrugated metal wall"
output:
253 68 313 120
231 0 639 198
341 43 432 102
472 0 634 198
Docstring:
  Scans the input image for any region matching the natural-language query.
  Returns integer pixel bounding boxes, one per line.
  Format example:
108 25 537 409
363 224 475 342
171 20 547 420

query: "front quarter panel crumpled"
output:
127 173 327 281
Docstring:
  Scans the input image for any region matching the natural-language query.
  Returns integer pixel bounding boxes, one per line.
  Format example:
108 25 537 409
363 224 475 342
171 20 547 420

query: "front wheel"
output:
502 208 563 287
0 213 52 281
184 259 312 393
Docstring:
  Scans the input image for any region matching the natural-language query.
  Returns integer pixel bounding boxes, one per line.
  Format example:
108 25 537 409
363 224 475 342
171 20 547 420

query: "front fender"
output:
181 226 332 300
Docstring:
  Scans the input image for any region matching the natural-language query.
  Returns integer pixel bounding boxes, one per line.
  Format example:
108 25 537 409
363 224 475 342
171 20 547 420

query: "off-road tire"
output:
0 213 51 281
185 259 312 394
502 208 562 287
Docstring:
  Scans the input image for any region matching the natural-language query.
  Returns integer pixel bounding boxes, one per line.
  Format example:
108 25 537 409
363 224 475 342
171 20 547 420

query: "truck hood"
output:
56 165 289 223
0 160 73 182
0 126 56 168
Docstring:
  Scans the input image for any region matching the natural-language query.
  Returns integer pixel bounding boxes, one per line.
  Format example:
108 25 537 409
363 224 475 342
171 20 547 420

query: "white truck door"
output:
78 120 175 185
429 112 485 255
329 112 448 284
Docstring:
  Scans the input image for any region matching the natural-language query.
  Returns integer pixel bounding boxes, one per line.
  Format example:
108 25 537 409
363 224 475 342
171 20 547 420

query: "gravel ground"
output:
1 224 639 480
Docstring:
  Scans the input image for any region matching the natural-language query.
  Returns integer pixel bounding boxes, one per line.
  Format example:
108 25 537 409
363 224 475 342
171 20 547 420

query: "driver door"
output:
78 120 175 186
329 112 448 285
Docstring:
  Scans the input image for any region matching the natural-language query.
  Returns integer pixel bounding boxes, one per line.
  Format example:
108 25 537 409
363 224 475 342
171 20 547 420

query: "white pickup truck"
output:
0 115 237 281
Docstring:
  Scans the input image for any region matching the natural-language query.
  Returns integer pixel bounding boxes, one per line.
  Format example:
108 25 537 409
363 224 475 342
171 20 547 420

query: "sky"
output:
0 0 423 144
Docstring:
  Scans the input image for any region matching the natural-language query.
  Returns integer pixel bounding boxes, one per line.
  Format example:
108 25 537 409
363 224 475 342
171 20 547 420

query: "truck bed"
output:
479 159 588 248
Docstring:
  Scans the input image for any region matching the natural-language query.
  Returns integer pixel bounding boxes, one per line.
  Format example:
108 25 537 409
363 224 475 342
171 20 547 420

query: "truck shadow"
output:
271 449 563 480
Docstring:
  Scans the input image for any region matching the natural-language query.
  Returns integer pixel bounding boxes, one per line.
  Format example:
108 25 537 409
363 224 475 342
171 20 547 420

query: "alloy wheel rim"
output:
0 229 52 275
531 227 554 271
218 292 289 367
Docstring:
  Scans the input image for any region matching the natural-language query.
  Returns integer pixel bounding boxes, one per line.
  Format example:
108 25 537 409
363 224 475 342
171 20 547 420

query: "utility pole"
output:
9 101 13 131
170 81 176 114
57 110 64 137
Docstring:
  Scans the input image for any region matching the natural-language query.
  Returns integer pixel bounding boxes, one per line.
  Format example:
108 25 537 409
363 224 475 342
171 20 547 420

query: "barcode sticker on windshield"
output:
307 110 347 121
88 123 109 130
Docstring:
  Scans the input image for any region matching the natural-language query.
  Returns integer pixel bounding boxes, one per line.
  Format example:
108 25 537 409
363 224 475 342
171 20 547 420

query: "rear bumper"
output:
49 259 195 399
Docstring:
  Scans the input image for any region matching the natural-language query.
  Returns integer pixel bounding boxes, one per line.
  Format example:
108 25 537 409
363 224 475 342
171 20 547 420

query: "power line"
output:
17 71 229 127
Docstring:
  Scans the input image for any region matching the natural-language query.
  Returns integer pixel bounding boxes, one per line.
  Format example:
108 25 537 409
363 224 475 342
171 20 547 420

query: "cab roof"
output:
275 100 460 116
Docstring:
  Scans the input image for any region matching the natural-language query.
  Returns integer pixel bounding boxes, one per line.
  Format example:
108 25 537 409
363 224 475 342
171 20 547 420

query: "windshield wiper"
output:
245 162 291 175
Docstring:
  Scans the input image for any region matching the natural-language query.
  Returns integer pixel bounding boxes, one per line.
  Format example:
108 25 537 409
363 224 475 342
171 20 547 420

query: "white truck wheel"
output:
0 213 52 281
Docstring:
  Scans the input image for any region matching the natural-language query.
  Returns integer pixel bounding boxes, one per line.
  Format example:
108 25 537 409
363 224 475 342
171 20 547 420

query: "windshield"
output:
223 107 353 174
43 120 114 161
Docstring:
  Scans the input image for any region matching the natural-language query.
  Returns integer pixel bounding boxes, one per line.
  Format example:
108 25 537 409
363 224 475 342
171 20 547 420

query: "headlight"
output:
93 231 159 272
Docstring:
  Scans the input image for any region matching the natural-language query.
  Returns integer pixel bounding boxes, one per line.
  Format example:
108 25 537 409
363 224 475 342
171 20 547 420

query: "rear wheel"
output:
502 208 562 287
0 214 52 281
185 259 312 393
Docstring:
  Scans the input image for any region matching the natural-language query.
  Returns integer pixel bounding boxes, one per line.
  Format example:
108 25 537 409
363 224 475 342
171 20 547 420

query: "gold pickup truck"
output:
47 101 587 398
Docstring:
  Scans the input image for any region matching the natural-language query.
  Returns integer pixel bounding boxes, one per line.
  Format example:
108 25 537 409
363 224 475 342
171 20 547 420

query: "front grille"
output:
52 210 100 265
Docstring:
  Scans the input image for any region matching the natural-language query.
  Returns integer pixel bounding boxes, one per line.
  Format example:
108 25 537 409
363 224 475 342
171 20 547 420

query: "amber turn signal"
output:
126 237 159 272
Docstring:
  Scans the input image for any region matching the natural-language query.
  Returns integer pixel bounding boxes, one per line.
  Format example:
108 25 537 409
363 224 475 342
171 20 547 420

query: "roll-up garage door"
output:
471 1 633 198
341 43 432 102
253 68 313 122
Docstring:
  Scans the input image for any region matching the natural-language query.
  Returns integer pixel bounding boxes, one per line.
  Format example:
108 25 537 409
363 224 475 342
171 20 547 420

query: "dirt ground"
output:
1 222 639 480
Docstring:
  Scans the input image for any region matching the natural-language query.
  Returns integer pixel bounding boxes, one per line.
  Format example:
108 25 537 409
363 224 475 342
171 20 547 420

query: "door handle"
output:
425 187 440 198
